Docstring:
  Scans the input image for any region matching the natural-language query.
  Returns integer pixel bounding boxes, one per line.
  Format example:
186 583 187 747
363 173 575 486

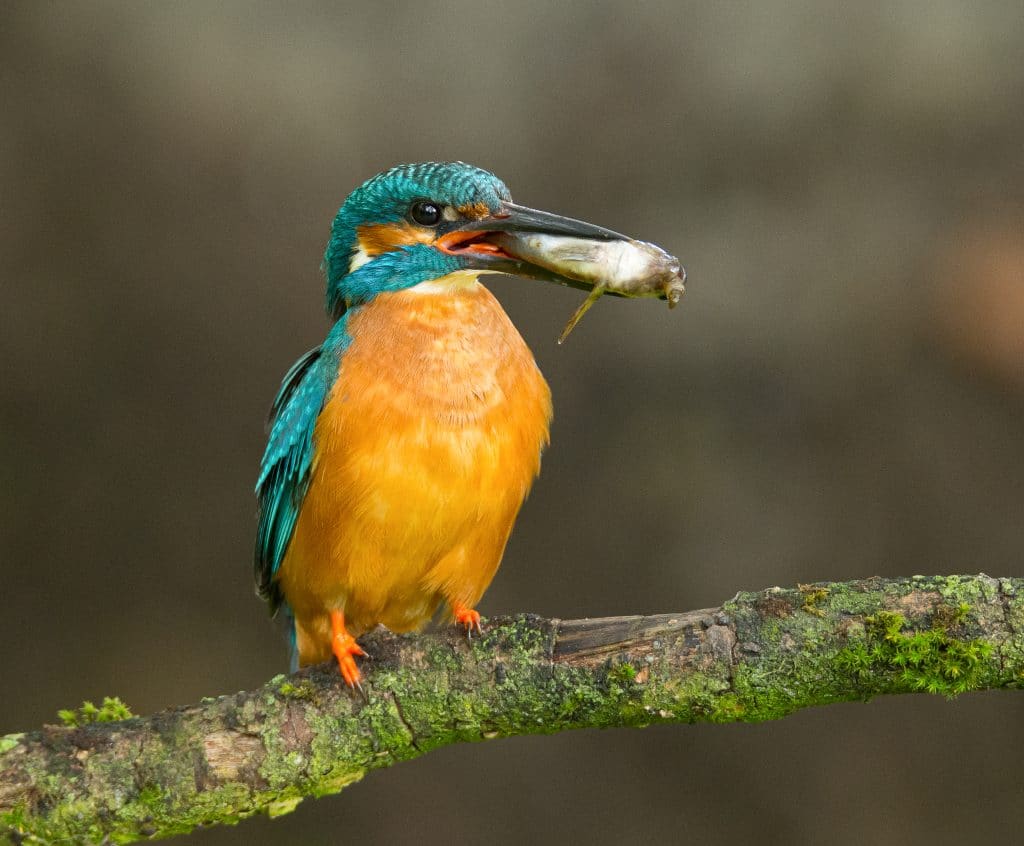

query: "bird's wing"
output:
255 345 330 614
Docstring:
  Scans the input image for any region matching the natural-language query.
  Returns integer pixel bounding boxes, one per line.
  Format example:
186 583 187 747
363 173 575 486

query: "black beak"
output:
437 202 634 295
461 202 628 241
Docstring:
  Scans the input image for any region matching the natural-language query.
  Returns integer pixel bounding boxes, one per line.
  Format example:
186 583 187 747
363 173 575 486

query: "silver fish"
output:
491 232 686 342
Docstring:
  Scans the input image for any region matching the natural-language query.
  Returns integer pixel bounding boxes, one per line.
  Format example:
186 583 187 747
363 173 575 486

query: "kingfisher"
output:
255 162 645 687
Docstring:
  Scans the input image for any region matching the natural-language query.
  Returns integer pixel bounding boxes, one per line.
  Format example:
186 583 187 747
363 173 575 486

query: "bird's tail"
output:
287 609 299 673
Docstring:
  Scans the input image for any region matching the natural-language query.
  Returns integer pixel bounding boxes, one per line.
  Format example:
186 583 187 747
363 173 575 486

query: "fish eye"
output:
410 201 442 227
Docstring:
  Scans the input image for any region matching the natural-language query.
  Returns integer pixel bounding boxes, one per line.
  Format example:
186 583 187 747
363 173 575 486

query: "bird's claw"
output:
452 605 482 639
330 610 367 690
333 638 366 690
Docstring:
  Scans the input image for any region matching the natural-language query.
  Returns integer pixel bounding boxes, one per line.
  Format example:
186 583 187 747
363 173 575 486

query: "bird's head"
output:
323 161 629 318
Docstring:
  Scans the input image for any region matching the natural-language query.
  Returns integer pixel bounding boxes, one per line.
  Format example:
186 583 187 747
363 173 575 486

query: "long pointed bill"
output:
436 202 686 342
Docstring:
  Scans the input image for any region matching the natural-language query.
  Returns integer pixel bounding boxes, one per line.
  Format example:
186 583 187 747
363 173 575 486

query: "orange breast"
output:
278 279 552 661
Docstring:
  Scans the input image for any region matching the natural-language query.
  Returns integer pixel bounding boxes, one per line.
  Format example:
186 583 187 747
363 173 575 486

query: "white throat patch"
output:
409 270 482 294
348 247 372 273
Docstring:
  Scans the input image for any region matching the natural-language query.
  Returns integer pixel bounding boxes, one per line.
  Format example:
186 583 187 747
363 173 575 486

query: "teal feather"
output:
267 345 321 425
324 162 510 317
255 318 352 613
336 244 464 309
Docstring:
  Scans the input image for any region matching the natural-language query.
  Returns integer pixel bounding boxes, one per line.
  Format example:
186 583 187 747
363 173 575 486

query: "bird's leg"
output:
329 610 367 689
451 602 482 638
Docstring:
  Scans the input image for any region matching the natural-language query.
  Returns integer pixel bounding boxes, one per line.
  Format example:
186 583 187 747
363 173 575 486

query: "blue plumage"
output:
324 162 510 317
267 345 322 425
329 244 464 315
255 318 351 613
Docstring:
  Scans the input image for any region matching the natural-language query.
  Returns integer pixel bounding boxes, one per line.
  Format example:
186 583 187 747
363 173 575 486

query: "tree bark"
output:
3 574 1023 844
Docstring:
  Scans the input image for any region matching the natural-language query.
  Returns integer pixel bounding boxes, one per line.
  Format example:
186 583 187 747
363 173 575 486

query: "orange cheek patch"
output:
356 222 434 256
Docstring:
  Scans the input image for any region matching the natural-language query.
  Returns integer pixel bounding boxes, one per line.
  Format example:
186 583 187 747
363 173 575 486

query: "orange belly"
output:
277 279 552 665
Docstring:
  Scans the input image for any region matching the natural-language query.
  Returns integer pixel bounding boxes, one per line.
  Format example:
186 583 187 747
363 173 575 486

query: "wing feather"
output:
254 345 330 613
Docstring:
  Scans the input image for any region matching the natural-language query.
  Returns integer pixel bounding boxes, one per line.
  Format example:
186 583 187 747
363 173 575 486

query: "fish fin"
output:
557 286 605 344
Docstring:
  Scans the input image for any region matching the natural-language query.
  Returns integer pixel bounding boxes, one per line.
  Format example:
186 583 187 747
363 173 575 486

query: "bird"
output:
255 162 635 687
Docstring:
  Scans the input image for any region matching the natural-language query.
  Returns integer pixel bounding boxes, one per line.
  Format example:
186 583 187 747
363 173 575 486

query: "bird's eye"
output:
410 201 442 227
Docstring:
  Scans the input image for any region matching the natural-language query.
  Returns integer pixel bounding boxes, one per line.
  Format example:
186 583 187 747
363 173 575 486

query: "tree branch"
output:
3 574 1023 844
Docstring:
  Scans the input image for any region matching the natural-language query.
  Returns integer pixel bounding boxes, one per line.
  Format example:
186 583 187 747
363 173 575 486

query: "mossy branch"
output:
4 574 1024 844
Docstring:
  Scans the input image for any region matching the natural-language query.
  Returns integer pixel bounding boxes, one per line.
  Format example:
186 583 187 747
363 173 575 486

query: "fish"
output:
490 232 686 343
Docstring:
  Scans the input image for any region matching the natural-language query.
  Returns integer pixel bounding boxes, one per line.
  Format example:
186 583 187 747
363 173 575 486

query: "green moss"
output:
822 588 890 616
276 680 315 699
57 696 133 727
140 782 253 834
727 641 853 723
933 574 998 606
361 693 420 758
706 693 745 722
1000 593 1024 687
608 662 637 685
676 679 746 723
835 609 993 698
0 809 32 845
90 779 312 842
553 666 651 729
555 664 641 724
266 795 304 818
6 580 1020 845
727 665 793 722
931 601 971 629
798 583 830 617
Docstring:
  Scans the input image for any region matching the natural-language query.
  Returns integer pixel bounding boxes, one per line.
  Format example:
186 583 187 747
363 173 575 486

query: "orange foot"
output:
330 610 367 689
452 603 482 638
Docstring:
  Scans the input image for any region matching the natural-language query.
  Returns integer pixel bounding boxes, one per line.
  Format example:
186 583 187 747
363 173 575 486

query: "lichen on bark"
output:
2 574 1022 845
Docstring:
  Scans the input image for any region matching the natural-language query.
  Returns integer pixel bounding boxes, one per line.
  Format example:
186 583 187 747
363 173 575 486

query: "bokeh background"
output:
3 2 1024 844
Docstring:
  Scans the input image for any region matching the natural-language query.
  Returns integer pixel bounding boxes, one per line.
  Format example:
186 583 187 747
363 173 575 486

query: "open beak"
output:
436 202 635 296
436 200 686 343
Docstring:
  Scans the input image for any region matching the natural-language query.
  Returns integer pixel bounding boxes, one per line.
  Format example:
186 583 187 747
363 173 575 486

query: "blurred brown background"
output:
2 2 1024 844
